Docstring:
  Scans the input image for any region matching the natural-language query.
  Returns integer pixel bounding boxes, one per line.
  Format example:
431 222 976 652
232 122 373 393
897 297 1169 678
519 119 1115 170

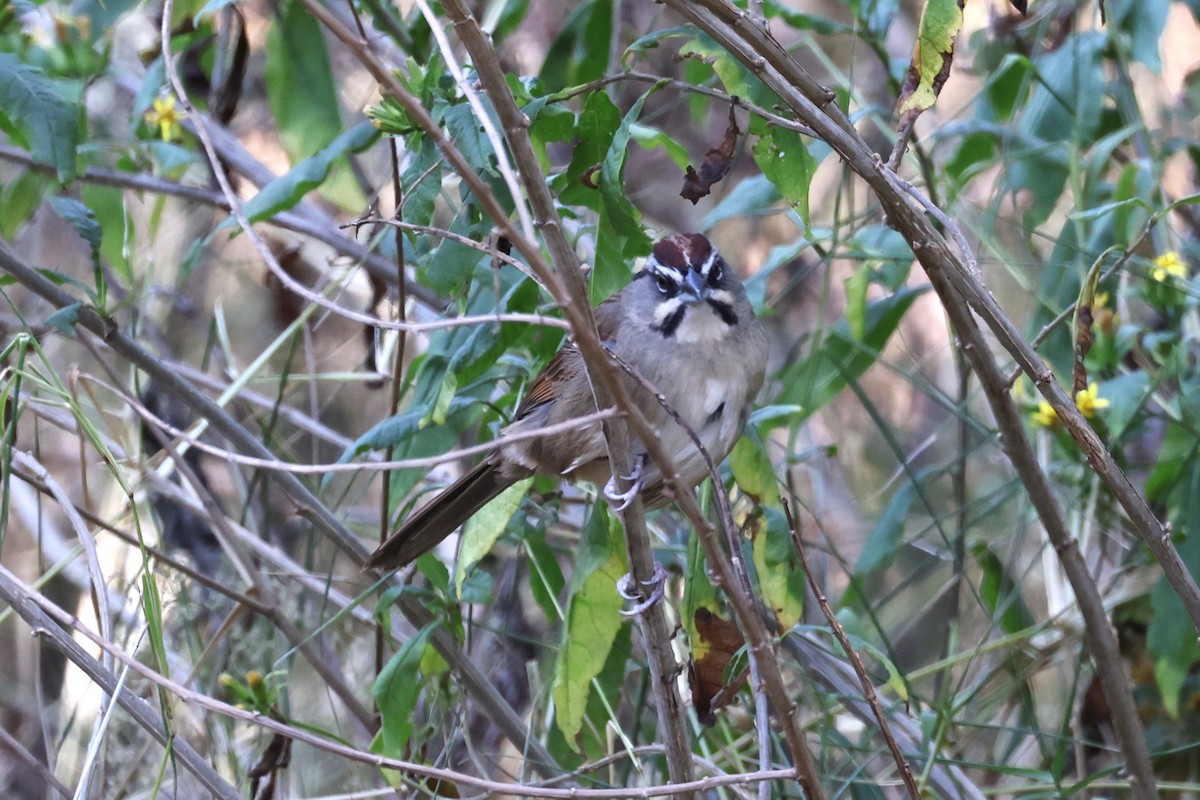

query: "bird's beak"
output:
682 269 709 303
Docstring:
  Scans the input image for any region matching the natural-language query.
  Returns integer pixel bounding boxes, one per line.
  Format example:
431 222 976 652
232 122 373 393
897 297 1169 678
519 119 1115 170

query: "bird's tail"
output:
364 459 512 570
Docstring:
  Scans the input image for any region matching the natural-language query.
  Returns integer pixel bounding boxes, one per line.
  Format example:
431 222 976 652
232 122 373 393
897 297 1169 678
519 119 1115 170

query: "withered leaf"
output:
681 104 740 204
895 0 965 128
687 607 749 726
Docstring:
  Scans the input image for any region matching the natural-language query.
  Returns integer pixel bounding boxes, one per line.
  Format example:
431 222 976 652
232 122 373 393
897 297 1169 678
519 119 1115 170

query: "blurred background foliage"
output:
2 0 1200 796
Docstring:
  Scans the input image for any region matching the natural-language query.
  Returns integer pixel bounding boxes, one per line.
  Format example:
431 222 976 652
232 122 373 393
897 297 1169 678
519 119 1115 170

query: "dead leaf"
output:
896 0 965 127
688 607 749 726
681 105 740 204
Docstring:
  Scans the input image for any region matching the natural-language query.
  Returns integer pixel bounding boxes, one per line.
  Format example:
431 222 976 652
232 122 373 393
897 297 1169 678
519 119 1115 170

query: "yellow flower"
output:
145 95 185 141
1031 400 1059 428
1153 251 1187 282
1074 382 1110 419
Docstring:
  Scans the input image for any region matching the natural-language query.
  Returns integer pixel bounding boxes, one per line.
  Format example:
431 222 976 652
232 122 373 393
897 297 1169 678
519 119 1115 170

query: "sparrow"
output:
365 232 769 571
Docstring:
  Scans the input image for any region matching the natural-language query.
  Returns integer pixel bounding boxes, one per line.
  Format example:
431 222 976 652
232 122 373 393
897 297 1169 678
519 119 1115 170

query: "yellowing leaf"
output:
896 0 965 122
729 436 779 505
751 509 805 630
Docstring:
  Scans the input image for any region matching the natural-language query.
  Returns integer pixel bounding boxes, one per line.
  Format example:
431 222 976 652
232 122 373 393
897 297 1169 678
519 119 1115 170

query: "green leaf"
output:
974 545 1036 636
456 479 533 594
242 122 379 222
80 184 131 284
557 92 620 211
678 34 777 109
44 303 84 334
265 1 341 158
701 174 781 229
592 89 655 303
1 171 48 238
1149 459 1200 717
623 25 697 66
373 623 437 757
0 53 80 183
762 1 851 34
553 507 628 748
1105 0 1169 71
629 124 690 170
856 480 916 574
729 435 779 505
48 197 102 269
49 196 105 307
538 0 612 94
751 126 816 226
526 525 566 623
844 264 870 340
442 103 496 176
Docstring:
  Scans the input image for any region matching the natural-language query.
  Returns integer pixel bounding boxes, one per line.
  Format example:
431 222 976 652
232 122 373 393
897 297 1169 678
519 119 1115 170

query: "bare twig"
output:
0 239 565 778
782 501 919 799
0 566 242 800
0 143 441 310
0 560 800 799
664 2 1174 795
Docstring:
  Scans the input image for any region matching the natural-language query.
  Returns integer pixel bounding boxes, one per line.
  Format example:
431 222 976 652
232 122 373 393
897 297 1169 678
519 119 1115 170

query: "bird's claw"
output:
603 454 647 512
618 562 668 616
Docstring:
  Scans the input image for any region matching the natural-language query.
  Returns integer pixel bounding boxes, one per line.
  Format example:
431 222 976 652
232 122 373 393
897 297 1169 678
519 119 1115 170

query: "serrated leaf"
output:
44 303 84 334
48 197 102 268
896 0 964 122
49 195 106 306
243 122 378 222
552 508 627 748
0 53 79 183
442 103 496 176
456 478 533 594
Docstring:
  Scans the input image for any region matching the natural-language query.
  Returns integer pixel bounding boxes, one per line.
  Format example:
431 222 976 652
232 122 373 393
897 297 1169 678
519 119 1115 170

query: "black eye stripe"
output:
651 305 686 337
706 299 738 325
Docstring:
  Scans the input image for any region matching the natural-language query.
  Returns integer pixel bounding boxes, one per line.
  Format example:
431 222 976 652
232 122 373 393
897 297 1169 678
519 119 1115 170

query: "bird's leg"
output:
603 452 647 512
617 561 668 616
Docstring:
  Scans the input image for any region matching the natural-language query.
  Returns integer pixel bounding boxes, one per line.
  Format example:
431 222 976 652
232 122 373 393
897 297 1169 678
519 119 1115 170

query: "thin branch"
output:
108 374 619 475
0 560 801 799
0 239 566 778
0 143 442 310
665 3 1174 795
0 566 242 800
782 501 919 799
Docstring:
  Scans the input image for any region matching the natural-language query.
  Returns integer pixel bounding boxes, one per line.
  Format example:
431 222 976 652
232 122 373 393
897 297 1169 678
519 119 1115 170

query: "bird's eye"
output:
655 273 674 294
709 259 724 284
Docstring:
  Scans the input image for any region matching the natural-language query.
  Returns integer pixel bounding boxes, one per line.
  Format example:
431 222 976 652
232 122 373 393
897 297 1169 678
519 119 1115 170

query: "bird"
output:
364 232 769 571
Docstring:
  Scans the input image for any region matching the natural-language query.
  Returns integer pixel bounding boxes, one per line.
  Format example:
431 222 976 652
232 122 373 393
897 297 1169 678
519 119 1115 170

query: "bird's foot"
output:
617 561 668 616
603 453 647 512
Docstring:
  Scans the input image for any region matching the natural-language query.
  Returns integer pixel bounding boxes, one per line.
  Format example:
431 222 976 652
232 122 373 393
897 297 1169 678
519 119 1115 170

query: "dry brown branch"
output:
656 1 1167 795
